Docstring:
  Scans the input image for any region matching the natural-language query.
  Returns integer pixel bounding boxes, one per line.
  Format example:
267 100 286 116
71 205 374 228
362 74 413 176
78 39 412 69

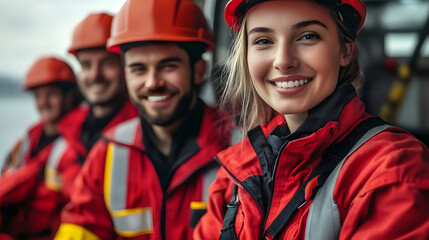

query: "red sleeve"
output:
194 167 234 240
60 140 116 240
2 138 24 173
0 159 43 206
341 183 429 239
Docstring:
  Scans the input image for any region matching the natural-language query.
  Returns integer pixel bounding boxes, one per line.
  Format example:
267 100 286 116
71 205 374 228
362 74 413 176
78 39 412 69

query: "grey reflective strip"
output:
108 118 139 211
112 209 153 233
108 118 152 234
203 167 218 202
17 135 31 167
109 144 129 211
47 137 67 170
113 118 140 145
305 124 392 240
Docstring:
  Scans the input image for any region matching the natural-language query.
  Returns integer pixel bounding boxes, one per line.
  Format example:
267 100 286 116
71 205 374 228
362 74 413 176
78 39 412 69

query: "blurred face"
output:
76 48 127 106
246 0 351 115
124 44 205 126
33 85 64 125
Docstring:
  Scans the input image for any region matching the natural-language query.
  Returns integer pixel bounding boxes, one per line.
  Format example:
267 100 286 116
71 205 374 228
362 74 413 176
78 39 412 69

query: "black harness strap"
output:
219 184 239 240
265 117 387 239
219 117 387 240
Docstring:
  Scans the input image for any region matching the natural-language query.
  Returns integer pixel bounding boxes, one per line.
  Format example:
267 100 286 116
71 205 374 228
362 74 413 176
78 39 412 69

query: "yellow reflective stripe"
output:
43 137 67 191
111 207 153 237
104 143 114 211
45 167 62 192
114 227 153 237
54 223 100 240
103 119 154 237
190 201 207 210
112 207 150 217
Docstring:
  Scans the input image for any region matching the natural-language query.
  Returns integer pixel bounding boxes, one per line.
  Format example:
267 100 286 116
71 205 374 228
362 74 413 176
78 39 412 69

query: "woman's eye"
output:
299 33 321 41
253 38 272 45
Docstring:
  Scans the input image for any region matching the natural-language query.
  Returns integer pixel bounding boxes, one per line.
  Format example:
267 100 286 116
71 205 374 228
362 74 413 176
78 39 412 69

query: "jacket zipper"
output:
160 157 216 240
160 187 168 240
261 140 289 238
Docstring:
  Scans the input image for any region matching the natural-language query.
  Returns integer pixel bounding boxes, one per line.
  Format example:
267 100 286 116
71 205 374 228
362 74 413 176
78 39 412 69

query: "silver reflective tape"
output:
305 124 391 240
113 209 153 233
18 135 31 165
114 118 139 145
47 137 67 170
109 144 129 211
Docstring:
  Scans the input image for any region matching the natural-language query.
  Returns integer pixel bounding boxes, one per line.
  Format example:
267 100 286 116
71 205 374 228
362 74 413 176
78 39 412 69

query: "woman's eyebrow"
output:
248 27 273 35
248 20 327 35
293 20 327 29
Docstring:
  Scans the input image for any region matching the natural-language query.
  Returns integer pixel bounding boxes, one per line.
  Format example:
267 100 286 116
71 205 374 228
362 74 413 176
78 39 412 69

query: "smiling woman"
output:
194 0 429 239
246 1 351 131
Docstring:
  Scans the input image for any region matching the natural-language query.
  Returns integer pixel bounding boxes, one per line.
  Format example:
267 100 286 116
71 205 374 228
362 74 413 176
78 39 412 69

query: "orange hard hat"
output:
68 13 113 55
107 0 214 53
23 57 76 90
225 0 366 38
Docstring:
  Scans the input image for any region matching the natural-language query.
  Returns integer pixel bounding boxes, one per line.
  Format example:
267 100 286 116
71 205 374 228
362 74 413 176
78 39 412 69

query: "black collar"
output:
140 99 204 189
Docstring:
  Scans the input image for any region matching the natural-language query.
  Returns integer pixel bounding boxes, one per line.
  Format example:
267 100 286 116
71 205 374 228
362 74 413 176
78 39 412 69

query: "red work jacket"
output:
57 100 138 157
56 105 231 240
0 122 80 239
195 85 429 240
0 101 137 239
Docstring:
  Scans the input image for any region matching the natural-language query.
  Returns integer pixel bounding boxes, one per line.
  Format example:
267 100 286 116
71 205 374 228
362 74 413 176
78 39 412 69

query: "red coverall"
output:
55 105 231 240
0 123 80 239
0 101 137 239
57 100 138 157
194 84 429 240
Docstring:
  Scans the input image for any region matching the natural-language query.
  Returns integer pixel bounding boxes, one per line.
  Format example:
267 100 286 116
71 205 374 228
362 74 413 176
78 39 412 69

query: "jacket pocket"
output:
190 201 207 228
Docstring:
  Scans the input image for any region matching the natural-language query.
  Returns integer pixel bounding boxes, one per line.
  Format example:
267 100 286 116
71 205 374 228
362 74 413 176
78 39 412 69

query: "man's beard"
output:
133 89 194 127
82 78 127 108
89 92 123 108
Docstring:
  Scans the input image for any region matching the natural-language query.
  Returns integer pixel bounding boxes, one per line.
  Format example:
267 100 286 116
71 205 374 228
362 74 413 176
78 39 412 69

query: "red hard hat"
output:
23 57 76 90
225 0 366 36
68 13 113 56
107 0 214 53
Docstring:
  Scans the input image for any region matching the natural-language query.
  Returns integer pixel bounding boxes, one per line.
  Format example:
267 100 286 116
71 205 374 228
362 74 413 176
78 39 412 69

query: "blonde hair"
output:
220 5 362 134
220 18 276 134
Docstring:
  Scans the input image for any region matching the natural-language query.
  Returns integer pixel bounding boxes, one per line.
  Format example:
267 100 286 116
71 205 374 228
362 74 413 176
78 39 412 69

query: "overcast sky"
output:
0 0 126 83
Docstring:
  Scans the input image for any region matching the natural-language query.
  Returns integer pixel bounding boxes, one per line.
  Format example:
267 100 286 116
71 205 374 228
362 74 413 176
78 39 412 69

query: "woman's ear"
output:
340 42 355 67
193 59 207 85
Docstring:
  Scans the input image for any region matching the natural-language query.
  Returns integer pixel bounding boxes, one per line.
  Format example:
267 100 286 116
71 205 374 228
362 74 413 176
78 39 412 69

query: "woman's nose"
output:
273 43 299 72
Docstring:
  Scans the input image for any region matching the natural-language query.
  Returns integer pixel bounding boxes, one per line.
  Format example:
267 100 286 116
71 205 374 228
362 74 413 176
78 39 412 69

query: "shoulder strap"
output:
219 184 239 240
264 117 389 240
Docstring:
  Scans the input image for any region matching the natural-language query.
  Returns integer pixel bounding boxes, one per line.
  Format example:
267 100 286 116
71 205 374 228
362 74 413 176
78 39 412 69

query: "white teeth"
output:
274 79 310 89
147 95 168 102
